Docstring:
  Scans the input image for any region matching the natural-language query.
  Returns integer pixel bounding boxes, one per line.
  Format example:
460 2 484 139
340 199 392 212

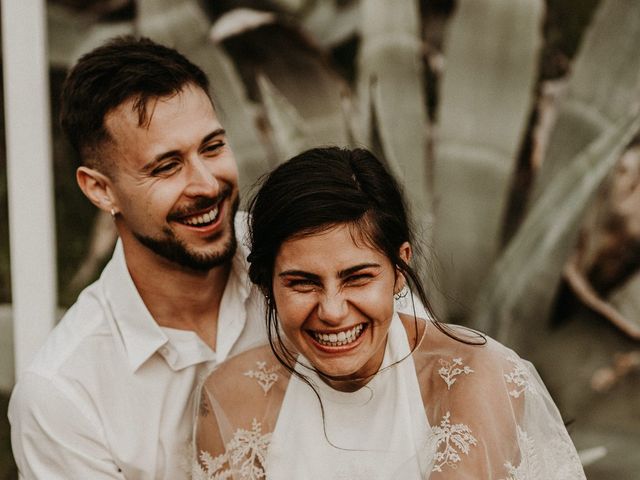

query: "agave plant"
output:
48 0 640 346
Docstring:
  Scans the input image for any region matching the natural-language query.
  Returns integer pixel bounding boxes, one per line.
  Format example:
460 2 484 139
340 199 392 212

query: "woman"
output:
192 147 586 479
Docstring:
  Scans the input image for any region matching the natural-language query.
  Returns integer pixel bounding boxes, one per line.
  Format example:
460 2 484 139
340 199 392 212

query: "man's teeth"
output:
312 324 364 347
183 206 219 226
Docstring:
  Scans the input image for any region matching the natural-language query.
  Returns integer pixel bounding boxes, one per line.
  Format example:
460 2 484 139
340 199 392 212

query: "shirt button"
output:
159 346 169 356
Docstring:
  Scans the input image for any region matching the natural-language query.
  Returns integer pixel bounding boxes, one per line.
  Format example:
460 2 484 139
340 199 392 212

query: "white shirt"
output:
9 213 266 480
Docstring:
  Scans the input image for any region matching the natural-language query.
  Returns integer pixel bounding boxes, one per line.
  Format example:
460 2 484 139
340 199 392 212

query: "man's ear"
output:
76 166 119 214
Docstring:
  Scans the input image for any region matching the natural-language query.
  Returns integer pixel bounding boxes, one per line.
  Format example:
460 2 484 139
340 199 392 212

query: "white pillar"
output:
2 0 57 379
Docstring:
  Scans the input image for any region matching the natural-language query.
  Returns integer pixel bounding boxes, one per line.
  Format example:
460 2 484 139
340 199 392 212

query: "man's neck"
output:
121 238 232 350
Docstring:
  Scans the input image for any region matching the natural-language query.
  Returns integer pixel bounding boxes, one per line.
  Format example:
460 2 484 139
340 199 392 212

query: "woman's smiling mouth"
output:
308 323 367 348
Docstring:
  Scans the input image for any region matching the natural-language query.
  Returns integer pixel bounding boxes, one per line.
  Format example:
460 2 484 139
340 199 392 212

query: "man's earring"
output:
110 208 117 218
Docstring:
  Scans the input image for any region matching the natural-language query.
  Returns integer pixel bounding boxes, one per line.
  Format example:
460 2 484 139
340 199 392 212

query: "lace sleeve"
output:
414 326 586 479
192 345 289 480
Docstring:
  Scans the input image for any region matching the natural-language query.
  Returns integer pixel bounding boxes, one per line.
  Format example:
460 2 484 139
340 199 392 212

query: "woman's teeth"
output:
183 206 219 226
312 324 364 347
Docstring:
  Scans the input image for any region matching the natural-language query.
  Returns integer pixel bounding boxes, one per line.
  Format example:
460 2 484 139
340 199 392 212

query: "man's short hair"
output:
60 36 212 173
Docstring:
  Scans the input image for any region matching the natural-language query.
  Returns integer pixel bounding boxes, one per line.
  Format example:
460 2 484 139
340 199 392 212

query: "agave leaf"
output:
48 5 93 67
530 0 640 203
608 271 640 339
191 45 274 197
564 258 640 340
562 144 640 340
433 0 543 320
303 0 361 47
268 0 307 14
357 0 429 213
257 75 313 162
136 0 272 197
472 114 640 349
48 4 133 68
135 0 210 49
219 21 350 148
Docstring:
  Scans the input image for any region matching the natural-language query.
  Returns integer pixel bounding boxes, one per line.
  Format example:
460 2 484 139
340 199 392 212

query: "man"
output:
9 36 265 479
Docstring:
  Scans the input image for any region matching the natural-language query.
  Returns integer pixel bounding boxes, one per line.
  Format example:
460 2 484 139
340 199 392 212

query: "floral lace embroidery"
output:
244 361 280 395
193 418 271 480
500 426 539 480
431 412 478 472
504 356 536 398
438 357 474 389
193 450 232 480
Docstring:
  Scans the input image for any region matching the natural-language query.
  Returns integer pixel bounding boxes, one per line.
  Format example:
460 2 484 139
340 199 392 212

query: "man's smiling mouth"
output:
180 206 219 226
169 184 232 228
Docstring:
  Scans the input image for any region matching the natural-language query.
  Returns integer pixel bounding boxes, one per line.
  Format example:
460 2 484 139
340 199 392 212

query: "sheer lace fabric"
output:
193 314 585 479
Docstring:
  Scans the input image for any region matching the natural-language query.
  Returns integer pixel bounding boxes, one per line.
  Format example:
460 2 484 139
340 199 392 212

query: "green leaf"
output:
530 0 640 203
48 4 133 68
303 0 361 48
608 271 640 339
472 114 640 348
135 0 210 49
357 0 430 212
432 0 543 320
191 45 274 198
136 0 273 198
257 75 312 162
242 27 350 149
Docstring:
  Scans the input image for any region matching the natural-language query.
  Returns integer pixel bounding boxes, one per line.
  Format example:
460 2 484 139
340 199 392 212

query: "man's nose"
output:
184 157 219 197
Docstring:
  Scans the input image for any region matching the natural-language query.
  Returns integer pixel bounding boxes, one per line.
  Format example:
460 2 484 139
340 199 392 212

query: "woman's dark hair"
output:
248 146 426 308
247 146 483 445
248 147 483 374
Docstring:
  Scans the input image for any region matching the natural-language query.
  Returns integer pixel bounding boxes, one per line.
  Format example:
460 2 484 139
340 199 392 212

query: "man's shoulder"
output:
25 281 114 379
9 280 119 426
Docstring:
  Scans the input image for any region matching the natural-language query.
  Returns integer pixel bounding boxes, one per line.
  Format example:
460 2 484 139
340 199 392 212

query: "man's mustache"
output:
166 184 232 221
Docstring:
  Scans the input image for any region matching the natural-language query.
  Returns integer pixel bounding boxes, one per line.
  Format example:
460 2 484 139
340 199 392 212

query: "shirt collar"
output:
215 215 252 361
101 240 169 372
101 213 253 372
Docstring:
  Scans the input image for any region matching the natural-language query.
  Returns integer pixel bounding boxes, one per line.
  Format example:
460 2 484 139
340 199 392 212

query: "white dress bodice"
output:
266 317 434 479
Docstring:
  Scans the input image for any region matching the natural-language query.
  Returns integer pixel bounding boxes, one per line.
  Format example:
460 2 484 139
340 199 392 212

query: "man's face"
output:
104 83 240 271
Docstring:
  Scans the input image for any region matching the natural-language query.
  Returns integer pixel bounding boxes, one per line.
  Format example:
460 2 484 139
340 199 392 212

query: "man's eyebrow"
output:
338 263 380 279
200 128 226 146
142 128 227 171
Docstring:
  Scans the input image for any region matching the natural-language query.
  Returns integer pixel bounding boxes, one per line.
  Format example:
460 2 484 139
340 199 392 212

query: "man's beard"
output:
134 196 239 272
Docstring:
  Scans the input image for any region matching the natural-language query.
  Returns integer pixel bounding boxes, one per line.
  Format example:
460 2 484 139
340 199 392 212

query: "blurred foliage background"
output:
1 0 640 478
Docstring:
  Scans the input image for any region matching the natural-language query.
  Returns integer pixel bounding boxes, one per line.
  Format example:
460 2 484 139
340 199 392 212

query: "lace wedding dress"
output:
192 313 586 479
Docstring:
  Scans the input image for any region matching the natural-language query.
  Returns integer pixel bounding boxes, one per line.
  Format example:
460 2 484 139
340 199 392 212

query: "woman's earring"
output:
394 285 409 308
110 208 117 218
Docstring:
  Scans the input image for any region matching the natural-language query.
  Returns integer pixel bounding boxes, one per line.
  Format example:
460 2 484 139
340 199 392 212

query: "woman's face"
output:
272 223 410 390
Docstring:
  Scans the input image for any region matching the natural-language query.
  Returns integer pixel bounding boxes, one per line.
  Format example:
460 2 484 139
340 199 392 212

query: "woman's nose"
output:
317 291 349 325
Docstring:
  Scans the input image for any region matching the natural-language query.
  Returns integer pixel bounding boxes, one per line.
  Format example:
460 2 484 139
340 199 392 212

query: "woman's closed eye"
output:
286 278 320 292
344 273 373 286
